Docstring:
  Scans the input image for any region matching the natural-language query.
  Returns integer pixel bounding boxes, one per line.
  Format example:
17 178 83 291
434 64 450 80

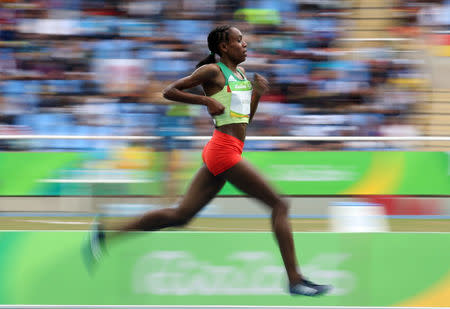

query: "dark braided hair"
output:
196 25 232 69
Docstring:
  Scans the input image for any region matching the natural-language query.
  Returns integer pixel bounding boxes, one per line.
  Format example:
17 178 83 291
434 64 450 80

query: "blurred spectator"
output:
0 0 431 152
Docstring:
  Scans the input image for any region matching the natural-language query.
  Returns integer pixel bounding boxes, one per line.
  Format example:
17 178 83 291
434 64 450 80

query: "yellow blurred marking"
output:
398 273 450 307
343 152 404 195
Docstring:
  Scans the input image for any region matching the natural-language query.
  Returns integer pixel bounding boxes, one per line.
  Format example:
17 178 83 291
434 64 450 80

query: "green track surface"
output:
0 217 449 232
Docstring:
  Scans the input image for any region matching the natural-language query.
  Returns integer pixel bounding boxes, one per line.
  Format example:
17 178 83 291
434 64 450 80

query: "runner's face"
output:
223 27 247 63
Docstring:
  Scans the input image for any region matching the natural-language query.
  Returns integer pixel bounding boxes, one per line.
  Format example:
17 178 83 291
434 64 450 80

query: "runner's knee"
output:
172 209 192 227
273 198 289 216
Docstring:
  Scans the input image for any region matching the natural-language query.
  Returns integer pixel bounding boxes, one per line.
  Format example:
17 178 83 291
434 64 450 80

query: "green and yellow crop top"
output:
210 62 253 127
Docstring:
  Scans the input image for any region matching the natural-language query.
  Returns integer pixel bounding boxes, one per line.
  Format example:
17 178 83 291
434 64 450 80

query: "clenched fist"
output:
252 73 269 97
204 97 225 116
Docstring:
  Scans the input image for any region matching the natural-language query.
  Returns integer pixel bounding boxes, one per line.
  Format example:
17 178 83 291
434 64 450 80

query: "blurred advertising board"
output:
0 231 448 306
0 151 448 196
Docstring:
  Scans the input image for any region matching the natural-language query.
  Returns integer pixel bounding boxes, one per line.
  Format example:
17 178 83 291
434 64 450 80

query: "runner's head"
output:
196 26 247 68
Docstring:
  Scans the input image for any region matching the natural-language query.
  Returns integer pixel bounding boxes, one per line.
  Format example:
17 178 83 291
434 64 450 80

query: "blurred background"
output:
0 0 449 151
0 0 449 230
0 2 449 306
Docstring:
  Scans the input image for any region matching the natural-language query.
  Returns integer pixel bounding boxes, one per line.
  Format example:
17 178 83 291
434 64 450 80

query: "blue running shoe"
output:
82 219 106 275
289 279 332 296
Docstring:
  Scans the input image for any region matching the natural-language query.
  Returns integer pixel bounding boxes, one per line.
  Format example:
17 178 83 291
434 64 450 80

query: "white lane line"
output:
19 219 88 225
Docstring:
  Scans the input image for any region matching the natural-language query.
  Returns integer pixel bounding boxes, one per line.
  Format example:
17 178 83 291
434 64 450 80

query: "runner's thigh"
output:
222 159 282 208
177 165 226 218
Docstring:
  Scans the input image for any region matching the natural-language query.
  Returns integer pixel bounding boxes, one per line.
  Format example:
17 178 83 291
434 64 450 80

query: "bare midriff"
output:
216 123 247 142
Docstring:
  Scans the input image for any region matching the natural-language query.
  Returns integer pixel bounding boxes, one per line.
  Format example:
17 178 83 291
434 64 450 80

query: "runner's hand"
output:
204 97 225 116
252 73 269 97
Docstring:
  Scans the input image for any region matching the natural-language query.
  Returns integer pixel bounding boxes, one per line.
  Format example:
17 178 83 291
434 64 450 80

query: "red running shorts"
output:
202 129 244 176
